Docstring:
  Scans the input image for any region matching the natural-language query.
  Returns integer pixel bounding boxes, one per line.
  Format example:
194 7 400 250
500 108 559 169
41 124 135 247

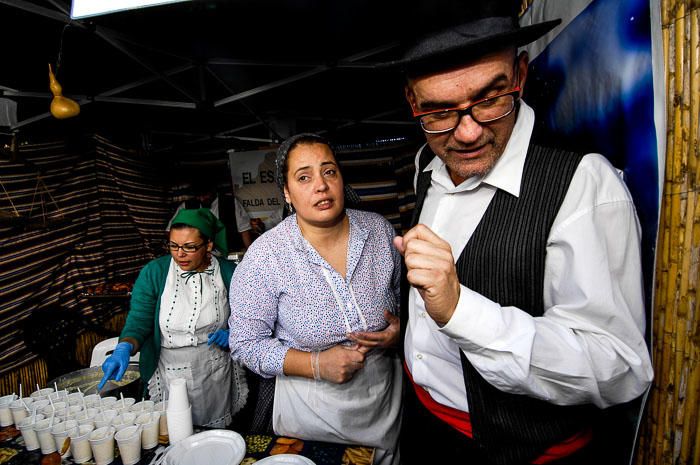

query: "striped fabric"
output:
0 135 170 377
335 138 420 232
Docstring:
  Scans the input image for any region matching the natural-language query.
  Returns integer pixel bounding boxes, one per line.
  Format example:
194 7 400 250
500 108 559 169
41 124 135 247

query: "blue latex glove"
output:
98 341 133 391
207 329 230 349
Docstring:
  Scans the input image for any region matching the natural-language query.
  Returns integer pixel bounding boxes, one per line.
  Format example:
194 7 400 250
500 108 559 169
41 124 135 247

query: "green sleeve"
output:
121 258 164 347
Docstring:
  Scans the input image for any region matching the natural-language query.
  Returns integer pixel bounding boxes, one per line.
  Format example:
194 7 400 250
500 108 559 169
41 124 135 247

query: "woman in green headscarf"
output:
98 208 248 427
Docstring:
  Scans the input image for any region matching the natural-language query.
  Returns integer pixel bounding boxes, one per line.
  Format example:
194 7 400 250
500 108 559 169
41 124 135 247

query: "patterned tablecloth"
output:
0 426 374 465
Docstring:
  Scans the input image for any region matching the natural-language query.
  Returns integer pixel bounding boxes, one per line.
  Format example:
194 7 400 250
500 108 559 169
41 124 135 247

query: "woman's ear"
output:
207 241 214 253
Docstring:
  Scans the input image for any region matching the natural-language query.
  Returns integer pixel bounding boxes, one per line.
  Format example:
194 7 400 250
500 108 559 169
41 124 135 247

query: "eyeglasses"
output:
166 242 206 253
412 87 521 134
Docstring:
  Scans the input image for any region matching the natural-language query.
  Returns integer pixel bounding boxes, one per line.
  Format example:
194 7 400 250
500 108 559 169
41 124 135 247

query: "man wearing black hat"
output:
391 2 653 464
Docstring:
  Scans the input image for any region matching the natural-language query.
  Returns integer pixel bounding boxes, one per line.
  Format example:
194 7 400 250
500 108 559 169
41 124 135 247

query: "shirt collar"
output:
423 100 535 197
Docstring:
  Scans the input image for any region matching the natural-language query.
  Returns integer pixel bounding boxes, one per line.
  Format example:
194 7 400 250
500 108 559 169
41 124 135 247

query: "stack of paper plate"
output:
163 430 246 465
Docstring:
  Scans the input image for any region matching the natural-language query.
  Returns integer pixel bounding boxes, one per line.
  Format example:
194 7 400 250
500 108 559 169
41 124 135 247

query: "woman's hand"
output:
207 329 230 349
98 341 133 391
346 310 399 350
318 344 367 384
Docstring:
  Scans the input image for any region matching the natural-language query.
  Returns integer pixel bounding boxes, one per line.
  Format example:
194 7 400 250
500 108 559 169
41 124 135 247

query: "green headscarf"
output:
171 208 228 256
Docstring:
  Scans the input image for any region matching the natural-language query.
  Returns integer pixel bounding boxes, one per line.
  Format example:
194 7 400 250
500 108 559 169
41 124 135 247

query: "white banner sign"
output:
228 149 284 231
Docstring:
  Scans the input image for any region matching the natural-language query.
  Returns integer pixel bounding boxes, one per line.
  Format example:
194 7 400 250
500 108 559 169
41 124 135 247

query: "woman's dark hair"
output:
274 133 333 191
170 223 210 243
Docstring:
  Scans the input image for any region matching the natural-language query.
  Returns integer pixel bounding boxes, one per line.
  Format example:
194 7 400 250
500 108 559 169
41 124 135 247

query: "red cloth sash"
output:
404 363 592 463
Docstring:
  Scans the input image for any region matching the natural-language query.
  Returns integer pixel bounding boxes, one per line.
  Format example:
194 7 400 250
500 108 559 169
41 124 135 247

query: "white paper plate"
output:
163 430 246 465
255 454 316 465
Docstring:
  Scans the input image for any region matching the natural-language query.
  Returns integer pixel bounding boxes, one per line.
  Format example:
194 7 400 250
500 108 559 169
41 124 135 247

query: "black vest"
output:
408 143 598 465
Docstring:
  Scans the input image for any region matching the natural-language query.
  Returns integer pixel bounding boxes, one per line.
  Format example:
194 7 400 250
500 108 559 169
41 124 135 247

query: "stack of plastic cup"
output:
115 425 142 465
0 394 17 426
165 378 193 444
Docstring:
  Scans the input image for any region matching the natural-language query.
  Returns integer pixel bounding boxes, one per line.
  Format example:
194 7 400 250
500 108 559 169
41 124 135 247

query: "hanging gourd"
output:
48 63 80 119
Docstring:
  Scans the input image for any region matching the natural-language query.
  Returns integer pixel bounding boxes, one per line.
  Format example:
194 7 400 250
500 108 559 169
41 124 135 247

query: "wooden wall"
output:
636 1 700 464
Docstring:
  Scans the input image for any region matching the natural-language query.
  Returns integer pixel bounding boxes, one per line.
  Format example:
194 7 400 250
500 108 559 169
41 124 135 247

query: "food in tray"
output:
270 437 304 455
85 282 133 295
0 427 20 442
245 434 272 453
0 447 18 464
342 446 374 465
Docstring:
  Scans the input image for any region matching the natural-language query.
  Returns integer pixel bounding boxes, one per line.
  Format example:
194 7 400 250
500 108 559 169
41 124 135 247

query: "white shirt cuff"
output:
438 284 506 350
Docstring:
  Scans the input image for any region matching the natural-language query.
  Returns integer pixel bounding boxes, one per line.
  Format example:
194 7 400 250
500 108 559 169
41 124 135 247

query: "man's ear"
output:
404 84 418 112
517 51 530 98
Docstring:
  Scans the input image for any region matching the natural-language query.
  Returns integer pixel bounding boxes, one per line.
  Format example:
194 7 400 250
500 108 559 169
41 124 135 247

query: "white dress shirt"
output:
404 101 654 412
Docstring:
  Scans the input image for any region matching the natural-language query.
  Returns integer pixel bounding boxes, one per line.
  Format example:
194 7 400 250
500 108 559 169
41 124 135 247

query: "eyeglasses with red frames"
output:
412 86 521 134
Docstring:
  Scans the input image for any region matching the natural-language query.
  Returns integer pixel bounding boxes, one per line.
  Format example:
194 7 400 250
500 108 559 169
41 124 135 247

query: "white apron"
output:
147 259 247 427
273 349 402 460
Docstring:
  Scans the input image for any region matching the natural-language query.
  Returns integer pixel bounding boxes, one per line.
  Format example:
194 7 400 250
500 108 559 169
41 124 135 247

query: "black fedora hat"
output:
381 0 561 74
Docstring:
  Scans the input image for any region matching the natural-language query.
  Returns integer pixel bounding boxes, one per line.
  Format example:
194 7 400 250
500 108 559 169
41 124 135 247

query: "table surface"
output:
0 426 375 465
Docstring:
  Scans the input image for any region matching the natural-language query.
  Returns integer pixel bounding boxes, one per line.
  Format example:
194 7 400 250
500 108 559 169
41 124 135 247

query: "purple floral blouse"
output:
228 209 401 378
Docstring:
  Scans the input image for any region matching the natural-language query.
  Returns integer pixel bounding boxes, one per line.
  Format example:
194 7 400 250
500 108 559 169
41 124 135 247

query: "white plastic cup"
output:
154 401 168 436
115 397 136 412
167 378 189 411
165 405 193 444
34 417 62 454
17 414 45 451
69 424 95 463
30 387 54 401
10 398 32 424
41 401 67 417
130 400 155 414
31 399 51 415
111 412 136 432
53 407 69 421
115 425 142 465
48 390 68 402
89 426 116 465
135 411 161 449
0 394 17 426
66 392 84 406
75 407 99 427
99 396 117 409
93 413 111 429
52 419 78 458
83 394 102 408
66 404 84 419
